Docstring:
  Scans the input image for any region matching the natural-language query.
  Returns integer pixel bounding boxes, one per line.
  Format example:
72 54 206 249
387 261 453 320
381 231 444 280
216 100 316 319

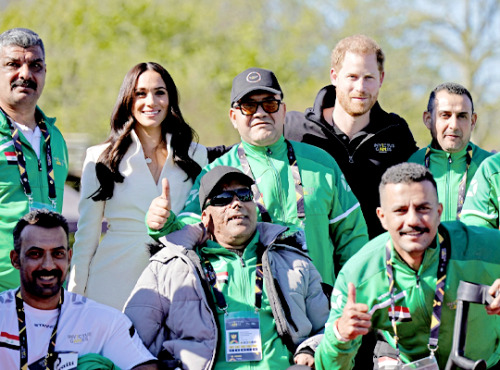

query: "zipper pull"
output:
38 159 42 171
240 257 245 267
448 156 452 164
416 274 420 288
266 148 272 155
349 155 354 163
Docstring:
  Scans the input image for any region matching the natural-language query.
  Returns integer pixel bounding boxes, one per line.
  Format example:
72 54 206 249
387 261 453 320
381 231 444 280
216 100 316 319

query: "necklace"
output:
145 157 153 164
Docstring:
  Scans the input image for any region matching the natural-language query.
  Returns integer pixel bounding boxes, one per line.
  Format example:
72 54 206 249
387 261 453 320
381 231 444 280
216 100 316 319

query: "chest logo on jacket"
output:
374 143 395 153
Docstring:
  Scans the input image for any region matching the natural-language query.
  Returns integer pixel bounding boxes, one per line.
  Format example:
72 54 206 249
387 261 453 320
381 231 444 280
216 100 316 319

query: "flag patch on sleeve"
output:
3 151 17 165
388 306 412 322
0 331 20 350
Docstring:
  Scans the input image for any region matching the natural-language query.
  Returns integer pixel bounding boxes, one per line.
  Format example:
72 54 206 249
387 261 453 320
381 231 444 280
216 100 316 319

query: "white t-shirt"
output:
0 289 155 369
13 121 42 159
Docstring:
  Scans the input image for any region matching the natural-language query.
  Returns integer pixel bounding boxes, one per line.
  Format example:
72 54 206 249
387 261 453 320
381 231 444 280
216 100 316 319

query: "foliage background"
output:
1 0 499 174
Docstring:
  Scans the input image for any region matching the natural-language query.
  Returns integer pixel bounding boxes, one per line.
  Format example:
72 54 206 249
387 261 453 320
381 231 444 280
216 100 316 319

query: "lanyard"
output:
1 108 57 210
385 233 449 357
202 245 265 313
424 145 472 219
15 288 63 369
237 140 305 223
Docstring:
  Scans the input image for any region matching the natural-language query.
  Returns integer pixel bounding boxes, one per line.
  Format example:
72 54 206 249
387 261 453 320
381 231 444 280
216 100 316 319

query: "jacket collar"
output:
240 135 287 156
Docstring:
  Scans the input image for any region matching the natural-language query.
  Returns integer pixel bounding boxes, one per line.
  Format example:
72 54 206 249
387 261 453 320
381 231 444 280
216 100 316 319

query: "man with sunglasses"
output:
147 67 369 289
126 166 330 369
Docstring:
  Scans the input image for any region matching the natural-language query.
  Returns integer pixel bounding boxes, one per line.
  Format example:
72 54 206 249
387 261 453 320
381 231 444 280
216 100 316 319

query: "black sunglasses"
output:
234 99 281 116
205 188 254 208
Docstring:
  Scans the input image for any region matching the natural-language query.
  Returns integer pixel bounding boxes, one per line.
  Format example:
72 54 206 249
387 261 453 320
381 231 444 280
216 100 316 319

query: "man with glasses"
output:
126 166 330 369
146 67 368 288
0 28 68 292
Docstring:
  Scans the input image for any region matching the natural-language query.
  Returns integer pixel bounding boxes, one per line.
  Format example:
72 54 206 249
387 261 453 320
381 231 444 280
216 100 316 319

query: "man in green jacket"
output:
408 82 491 221
461 152 500 228
315 162 500 369
147 67 368 287
0 28 68 291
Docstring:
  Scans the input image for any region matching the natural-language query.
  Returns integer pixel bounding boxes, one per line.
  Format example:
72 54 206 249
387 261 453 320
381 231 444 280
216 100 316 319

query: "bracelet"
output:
333 319 349 342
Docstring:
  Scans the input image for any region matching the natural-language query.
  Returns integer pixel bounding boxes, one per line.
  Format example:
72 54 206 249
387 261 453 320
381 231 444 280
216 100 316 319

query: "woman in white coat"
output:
68 62 208 310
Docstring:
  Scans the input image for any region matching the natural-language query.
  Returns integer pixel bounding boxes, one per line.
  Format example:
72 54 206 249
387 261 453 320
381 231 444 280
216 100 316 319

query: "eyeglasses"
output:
204 188 254 208
234 99 281 116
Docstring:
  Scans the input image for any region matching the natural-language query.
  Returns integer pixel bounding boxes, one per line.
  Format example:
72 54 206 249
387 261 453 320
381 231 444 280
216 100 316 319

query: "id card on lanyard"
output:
202 246 265 363
225 311 262 362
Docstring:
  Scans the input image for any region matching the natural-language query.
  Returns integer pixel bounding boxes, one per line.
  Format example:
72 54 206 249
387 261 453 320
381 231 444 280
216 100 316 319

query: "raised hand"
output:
337 282 372 341
147 178 171 230
487 279 500 315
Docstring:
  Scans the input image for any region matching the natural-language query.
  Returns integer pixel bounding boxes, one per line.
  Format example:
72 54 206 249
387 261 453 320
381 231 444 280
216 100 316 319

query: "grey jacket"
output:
124 222 329 370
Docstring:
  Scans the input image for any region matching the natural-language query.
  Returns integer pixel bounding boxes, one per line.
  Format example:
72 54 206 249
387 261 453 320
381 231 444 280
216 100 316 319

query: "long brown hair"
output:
91 62 201 201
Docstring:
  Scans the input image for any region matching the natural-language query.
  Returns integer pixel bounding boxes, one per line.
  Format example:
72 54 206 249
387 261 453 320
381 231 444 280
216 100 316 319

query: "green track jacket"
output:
408 142 491 221
461 152 500 229
316 221 500 369
148 136 368 286
0 108 68 291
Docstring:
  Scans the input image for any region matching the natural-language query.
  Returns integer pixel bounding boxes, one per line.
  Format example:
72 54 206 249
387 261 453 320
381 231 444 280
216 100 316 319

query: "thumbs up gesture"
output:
147 178 172 230
337 283 372 341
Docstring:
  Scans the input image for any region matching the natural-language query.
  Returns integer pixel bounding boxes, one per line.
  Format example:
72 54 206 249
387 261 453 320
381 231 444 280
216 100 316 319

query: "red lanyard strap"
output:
237 140 305 223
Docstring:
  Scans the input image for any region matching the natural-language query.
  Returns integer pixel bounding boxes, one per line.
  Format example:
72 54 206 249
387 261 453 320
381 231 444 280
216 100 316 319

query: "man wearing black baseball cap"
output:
127 166 329 369
146 67 369 288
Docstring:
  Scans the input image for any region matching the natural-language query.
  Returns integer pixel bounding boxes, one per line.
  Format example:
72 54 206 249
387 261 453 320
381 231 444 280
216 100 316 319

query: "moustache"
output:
33 269 62 279
400 226 430 234
11 79 37 90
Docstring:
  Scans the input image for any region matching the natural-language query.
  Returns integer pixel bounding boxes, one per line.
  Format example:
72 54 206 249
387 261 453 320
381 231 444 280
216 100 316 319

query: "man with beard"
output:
409 82 491 221
315 163 500 369
0 28 68 292
285 35 417 239
146 67 368 289
0 209 158 369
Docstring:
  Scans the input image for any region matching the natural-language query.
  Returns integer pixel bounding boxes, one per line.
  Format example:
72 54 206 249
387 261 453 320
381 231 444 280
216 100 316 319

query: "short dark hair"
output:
427 82 474 114
379 163 437 195
13 210 69 254
0 28 45 58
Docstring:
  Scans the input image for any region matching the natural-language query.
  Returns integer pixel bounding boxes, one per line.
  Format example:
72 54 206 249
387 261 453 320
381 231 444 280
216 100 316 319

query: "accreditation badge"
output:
225 311 262 362
28 352 77 370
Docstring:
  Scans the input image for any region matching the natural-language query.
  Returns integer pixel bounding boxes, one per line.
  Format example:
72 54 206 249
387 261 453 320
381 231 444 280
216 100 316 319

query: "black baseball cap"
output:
230 67 283 105
199 166 254 209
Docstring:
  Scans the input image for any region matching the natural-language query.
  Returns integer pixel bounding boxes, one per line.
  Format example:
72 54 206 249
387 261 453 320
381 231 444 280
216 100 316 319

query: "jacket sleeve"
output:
294 258 330 357
147 166 209 240
67 147 105 295
123 261 169 356
314 273 361 370
461 159 500 229
329 160 369 272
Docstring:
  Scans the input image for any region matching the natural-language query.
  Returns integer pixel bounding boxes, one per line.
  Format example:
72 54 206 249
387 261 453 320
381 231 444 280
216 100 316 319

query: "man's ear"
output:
229 108 238 130
10 250 20 270
471 112 477 131
376 207 388 231
423 111 433 130
201 209 214 236
330 68 338 86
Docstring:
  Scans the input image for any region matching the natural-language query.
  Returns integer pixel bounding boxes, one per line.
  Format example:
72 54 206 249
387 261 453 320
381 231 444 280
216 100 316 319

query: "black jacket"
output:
285 85 418 238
